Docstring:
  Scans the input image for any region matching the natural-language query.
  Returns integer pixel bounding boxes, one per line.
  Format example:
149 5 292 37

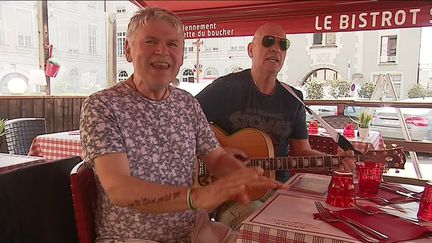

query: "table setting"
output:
237 169 432 243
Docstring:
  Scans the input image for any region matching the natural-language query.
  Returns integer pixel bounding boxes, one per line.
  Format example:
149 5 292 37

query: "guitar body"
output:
211 125 275 200
196 124 406 201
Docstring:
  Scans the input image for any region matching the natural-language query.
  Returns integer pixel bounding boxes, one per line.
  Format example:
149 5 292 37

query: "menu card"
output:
278 173 331 199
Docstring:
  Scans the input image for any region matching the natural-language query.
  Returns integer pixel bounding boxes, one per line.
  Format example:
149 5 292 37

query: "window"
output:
0 72 28 95
203 39 219 52
230 37 247 51
373 74 401 99
116 2 126 13
182 69 194 83
70 69 81 91
68 21 80 53
312 33 336 46
117 31 126 56
118 70 128 82
204 67 218 78
380 35 397 63
305 68 341 83
88 26 97 55
184 46 194 52
16 9 32 47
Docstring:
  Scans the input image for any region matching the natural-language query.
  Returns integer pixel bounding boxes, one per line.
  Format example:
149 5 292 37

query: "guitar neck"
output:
248 155 357 171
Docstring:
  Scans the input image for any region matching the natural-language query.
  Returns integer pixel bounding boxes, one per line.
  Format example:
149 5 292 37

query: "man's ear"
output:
125 39 132 62
247 42 253 58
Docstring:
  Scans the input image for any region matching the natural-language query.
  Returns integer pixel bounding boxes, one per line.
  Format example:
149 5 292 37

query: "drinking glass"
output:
343 123 355 138
308 120 318 135
357 161 385 196
326 171 356 207
418 182 432 222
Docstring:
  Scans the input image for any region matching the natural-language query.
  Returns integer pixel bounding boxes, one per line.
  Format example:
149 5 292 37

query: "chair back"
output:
4 118 47 155
321 115 355 129
309 134 338 155
0 156 81 243
70 161 97 243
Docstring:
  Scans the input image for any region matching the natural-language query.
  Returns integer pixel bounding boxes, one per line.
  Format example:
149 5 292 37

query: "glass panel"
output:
48 0 108 95
0 2 38 95
313 33 323 45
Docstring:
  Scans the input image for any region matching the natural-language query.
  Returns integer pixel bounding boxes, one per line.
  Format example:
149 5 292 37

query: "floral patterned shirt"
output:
80 81 219 242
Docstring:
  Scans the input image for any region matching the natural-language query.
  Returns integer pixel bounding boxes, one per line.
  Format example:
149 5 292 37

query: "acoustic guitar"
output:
197 125 406 200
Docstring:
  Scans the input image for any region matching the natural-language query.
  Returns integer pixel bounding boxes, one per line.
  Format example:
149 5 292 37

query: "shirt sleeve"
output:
80 94 126 163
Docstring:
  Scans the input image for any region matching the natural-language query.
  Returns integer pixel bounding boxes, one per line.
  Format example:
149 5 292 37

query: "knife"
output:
332 211 389 240
380 184 422 200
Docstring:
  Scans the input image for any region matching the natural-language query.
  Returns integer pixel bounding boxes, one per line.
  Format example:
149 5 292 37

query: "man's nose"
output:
154 43 169 54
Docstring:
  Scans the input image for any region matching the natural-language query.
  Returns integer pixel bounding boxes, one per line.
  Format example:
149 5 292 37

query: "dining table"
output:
315 128 385 153
28 130 82 161
236 173 432 242
0 153 46 173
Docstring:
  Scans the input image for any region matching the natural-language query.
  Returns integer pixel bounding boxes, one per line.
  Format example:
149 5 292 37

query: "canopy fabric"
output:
131 1 432 38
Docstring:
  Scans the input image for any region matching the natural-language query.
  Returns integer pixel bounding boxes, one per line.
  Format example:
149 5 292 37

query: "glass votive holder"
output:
308 120 319 135
357 161 385 196
326 171 356 208
418 182 432 222
343 123 355 138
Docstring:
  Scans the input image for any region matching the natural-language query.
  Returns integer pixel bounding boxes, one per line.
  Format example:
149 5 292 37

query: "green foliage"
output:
408 84 428 98
358 111 373 128
357 82 375 99
48 57 60 66
329 80 350 99
305 79 324 100
0 118 6 137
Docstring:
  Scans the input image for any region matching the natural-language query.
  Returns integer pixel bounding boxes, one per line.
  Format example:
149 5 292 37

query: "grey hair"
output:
126 7 184 40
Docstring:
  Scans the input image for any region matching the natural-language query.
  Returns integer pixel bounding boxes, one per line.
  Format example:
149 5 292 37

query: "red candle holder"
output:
343 123 355 138
326 171 355 208
308 120 319 135
418 182 432 222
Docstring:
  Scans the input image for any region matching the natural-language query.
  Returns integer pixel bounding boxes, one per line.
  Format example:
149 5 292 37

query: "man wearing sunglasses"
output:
196 23 355 230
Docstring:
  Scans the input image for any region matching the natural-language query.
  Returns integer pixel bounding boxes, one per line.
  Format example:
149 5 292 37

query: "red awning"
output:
131 1 432 38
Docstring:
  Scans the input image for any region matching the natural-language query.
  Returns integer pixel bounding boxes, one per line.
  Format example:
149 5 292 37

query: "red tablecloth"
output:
28 130 82 161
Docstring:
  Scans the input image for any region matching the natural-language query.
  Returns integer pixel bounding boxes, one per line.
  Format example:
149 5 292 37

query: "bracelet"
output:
187 187 197 211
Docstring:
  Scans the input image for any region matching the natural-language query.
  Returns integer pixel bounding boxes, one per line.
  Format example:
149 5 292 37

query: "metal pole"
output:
36 0 50 95
107 13 117 87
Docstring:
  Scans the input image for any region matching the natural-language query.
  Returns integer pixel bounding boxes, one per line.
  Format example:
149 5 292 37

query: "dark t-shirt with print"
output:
196 69 308 182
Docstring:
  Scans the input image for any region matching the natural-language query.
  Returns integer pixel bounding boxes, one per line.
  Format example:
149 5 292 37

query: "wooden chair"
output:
4 118 47 155
70 161 97 243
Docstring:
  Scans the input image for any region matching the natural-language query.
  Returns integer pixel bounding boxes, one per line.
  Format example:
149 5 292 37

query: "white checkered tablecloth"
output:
28 130 83 161
0 153 46 172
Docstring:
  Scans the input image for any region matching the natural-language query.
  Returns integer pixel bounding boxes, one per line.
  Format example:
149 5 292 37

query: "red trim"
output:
131 1 432 38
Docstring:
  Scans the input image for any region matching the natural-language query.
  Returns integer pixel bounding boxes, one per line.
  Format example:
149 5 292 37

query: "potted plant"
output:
0 118 6 137
45 57 61 78
357 111 373 138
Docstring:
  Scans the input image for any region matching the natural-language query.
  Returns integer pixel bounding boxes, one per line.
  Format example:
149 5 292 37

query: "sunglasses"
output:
261 35 290 51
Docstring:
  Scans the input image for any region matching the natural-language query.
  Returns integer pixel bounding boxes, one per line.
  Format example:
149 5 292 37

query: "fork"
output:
314 201 380 243
352 203 419 225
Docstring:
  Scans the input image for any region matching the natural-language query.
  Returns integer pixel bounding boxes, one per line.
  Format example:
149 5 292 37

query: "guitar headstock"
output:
360 147 406 169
